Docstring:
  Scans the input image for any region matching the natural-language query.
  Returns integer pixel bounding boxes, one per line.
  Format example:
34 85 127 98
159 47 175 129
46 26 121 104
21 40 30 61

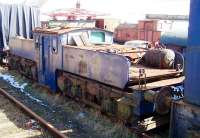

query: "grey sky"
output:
0 0 190 22
41 0 190 22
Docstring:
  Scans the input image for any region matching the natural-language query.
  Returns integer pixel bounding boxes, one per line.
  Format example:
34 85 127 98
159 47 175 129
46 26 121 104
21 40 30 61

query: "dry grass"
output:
61 100 136 138
33 89 136 138
0 94 52 138
1 68 137 138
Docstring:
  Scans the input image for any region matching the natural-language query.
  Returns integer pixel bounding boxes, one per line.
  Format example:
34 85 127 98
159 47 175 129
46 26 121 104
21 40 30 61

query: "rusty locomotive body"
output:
8 27 184 131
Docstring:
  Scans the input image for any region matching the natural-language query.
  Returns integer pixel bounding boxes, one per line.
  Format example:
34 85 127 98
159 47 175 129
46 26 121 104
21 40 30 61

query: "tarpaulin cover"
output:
0 4 40 52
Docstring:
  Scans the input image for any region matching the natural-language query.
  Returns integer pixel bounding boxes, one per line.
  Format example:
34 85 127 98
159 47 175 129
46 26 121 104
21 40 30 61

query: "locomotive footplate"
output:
57 70 184 132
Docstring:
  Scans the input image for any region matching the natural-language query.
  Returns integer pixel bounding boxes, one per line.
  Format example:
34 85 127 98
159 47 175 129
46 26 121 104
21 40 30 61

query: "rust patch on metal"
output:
79 55 84 58
78 61 87 74
86 82 100 95
70 55 74 59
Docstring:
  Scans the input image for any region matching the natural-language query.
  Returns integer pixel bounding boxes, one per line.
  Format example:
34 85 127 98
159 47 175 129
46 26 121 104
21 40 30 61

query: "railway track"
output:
0 87 67 138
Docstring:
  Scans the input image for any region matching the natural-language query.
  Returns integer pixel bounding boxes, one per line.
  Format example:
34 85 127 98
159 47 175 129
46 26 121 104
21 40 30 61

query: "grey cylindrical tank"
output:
143 49 175 69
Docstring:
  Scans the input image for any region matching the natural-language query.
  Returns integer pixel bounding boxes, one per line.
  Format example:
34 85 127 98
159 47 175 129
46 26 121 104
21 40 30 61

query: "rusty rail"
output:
0 88 67 138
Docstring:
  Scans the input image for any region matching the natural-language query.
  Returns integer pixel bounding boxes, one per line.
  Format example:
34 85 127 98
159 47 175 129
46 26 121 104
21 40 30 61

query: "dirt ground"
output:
0 94 52 138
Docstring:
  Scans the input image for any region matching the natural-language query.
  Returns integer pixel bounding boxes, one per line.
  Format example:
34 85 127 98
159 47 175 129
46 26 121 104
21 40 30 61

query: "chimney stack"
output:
76 0 81 9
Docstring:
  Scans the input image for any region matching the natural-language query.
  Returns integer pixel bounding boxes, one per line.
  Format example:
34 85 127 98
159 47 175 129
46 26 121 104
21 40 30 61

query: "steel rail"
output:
0 88 67 138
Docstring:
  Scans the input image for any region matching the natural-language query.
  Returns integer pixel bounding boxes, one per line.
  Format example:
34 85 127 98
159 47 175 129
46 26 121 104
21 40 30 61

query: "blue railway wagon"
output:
33 27 113 91
34 28 184 118
6 26 185 131
9 38 37 62
8 37 39 80
34 27 152 117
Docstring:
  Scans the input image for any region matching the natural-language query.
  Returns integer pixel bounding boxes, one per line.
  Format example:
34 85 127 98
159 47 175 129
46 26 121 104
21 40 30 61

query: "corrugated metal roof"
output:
146 14 189 20
160 21 188 46
33 27 113 35
33 27 81 34
116 23 137 29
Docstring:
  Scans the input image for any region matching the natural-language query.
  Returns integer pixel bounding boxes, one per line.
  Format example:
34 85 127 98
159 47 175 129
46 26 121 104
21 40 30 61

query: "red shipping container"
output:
137 30 161 43
138 21 145 30
95 19 104 29
153 31 161 42
132 29 138 40
146 30 153 41
145 22 153 30
127 30 131 39
144 20 158 31
138 31 145 40
121 29 127 41
126 29 136 41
